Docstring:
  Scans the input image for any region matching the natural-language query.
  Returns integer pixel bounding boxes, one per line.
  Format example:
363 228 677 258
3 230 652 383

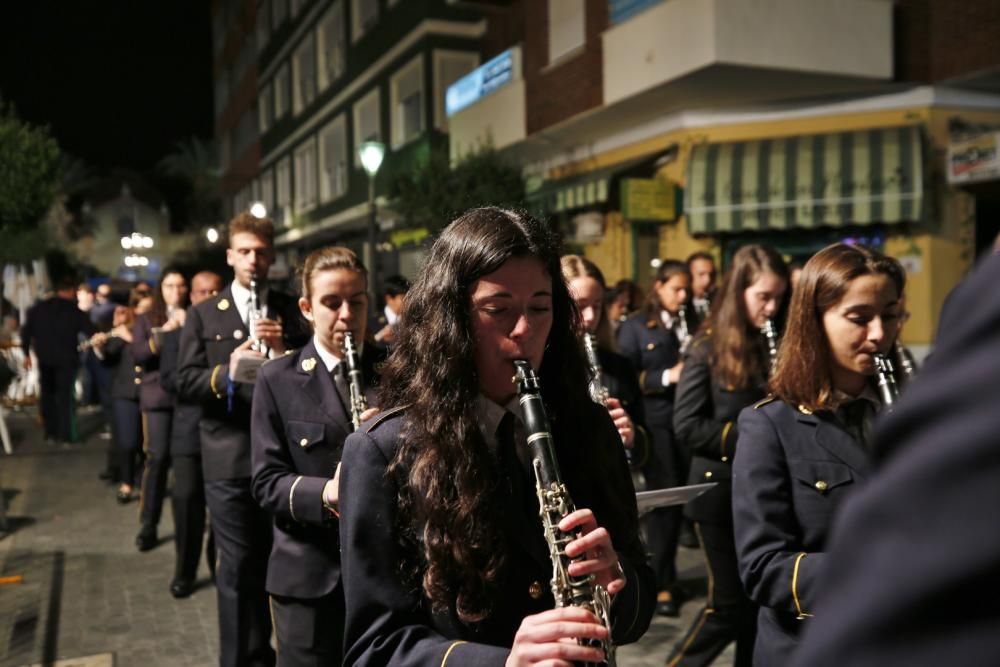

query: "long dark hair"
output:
709 244 789 390
379 207 631 623
560 254 615 351
146 269 187 328
770 243 905 412
642 259 689 320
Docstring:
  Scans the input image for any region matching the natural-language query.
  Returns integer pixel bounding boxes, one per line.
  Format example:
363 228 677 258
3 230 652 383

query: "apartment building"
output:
449 0 1000 353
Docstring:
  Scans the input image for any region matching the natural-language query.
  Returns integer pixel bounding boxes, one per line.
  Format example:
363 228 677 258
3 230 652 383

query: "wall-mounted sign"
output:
446 49 516 117
608 0 664 25
621 178 678 221
948 132 1000 185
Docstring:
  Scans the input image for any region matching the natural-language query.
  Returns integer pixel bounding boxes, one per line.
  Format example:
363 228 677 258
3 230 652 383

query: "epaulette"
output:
753 395 777 410
645 319 658 329
363 404 409 434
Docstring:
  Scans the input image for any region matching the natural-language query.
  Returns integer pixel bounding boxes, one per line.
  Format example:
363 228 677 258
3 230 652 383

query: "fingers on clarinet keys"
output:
507 607 609 667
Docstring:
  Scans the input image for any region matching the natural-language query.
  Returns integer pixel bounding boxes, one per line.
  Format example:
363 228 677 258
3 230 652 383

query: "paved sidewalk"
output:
0 407 733 667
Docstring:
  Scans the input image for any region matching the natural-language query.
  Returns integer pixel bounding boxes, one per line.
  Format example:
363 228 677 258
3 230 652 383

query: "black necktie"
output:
331 363 351 417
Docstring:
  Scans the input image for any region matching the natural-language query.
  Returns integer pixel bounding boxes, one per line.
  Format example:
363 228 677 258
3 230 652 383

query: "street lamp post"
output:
358 140 385 310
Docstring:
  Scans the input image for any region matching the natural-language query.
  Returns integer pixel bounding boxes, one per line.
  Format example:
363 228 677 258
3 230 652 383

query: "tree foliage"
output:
157 136 221 228
389 144 525 233
0 105 62 234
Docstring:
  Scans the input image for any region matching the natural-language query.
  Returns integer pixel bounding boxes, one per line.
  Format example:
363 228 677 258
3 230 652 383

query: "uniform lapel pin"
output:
301 357 317 372
217 298 230 311
234 329 244 340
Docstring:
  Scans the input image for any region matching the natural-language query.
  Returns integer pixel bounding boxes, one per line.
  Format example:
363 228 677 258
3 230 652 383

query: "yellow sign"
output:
621 178 677 221
390 227 431 248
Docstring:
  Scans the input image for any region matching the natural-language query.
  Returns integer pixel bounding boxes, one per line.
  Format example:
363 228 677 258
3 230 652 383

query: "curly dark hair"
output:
377 207 634 624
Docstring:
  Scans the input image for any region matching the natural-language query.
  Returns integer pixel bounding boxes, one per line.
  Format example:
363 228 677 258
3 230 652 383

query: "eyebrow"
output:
477 290 552 299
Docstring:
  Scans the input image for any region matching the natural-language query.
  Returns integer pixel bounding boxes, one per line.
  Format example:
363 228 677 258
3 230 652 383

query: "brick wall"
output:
523 0 607 135
896 0 1000 83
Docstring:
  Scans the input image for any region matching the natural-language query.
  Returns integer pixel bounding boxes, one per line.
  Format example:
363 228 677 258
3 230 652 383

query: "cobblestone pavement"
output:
0 408 733 667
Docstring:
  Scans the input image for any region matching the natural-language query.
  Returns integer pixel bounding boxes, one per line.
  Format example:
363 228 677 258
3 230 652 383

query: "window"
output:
272 0 288 27
258 83 272 134
276 157 292 225
317 1 345 90
351 0 378 43
548 0 585 64
319 115 348 201
290 0 303 18
433 50 479 130
294 139 318 212
390 55 424 148
274 63 290 118
255 0 270 53
261 167 275 211
352 88 381 166
293 33 317 114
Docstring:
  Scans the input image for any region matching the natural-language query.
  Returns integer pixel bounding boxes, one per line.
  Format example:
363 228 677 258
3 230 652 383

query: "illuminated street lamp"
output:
358 140 385 308
249 201 268 219
206 227 220 244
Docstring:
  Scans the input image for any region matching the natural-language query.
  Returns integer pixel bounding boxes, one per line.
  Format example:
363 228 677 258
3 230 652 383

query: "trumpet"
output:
248 275 268 356
513 360 616 666
342 331 368 430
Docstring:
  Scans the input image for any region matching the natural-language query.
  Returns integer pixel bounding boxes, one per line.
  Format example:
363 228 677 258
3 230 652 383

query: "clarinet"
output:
78 333 121 352
343 331 368 430
248 275 268 357
582 333 610 407
677 305 692 354
896 342 917 380
873 352 900 408
762 318 779 376
513 360 615 667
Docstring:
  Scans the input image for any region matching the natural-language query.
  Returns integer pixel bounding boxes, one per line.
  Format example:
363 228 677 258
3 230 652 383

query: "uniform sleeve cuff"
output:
290 475 329 525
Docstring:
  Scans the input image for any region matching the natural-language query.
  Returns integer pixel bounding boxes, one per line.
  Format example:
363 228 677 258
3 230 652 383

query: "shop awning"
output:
685 126 925 234
527 155 655 214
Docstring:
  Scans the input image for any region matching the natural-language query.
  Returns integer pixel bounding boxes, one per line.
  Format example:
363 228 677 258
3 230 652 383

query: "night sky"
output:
0 2 214 171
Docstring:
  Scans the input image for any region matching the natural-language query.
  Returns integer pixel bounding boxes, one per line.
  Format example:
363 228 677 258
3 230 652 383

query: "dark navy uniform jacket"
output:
101 336 141 401
793 254 1000 666
132 313 174 412
250 337 380 599
159 328 201 458
177 284 308 481
616 310 697 430
733 397 872 666
339 401 655 667
597 346 650 466
674 333 767 521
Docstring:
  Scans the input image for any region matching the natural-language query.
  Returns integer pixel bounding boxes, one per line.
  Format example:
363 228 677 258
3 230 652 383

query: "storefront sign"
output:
390 227 430 248
948 132 1000 185
446 49 515 117
620 178 678 221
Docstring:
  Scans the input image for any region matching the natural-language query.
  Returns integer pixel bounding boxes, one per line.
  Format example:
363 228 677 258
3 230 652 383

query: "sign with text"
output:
621 178 678 221
948 132 1000 185
446 49 516 117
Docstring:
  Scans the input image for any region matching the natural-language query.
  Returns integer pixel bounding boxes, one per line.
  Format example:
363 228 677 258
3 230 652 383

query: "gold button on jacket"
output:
528 581 544 600
814 480 829 492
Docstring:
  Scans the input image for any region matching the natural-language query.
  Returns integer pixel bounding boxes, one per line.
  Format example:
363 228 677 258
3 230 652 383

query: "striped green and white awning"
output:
685 126 925 234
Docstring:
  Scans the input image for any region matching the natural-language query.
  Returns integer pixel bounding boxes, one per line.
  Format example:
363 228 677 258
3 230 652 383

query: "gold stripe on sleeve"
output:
209 364 223 398
792 551 814 619
441 641 467 667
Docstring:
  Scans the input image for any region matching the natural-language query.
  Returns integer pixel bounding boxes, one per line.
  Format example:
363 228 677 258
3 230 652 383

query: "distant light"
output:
249 201 268 219
142 236 154 249
358 141 386 177
650 258 663 269
121 236 133 250
206 228 220 244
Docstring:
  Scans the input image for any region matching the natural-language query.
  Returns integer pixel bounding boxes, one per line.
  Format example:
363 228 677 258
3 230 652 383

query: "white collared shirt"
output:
384 304 399 327
229 280 268 327
312 334 343 374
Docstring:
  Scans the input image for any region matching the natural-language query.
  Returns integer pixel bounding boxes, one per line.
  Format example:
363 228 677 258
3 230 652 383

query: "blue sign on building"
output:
445 49 514 117
609 0 663 25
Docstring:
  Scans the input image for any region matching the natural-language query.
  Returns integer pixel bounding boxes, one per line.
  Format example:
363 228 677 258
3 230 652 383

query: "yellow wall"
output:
559 104 1000 346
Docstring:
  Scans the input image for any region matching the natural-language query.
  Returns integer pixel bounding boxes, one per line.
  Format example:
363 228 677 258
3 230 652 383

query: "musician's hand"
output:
162 308 186 331
228 338 263 377
22 355 31 371
505 607 609 667
606 397 634 448
254 317 285 354
667 361 684 385
359 407 380 423
90 332 109 350
323 463 341 509
560 508 627 596
374 324 395 344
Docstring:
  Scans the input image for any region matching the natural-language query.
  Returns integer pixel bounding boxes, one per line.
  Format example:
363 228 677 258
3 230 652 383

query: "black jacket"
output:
132 313 174 412
673 332 767 521
177 284 308 481
250 337 381 599
339 401 655 666
101 336 141 401
21 296 94 367
159 328 201 457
